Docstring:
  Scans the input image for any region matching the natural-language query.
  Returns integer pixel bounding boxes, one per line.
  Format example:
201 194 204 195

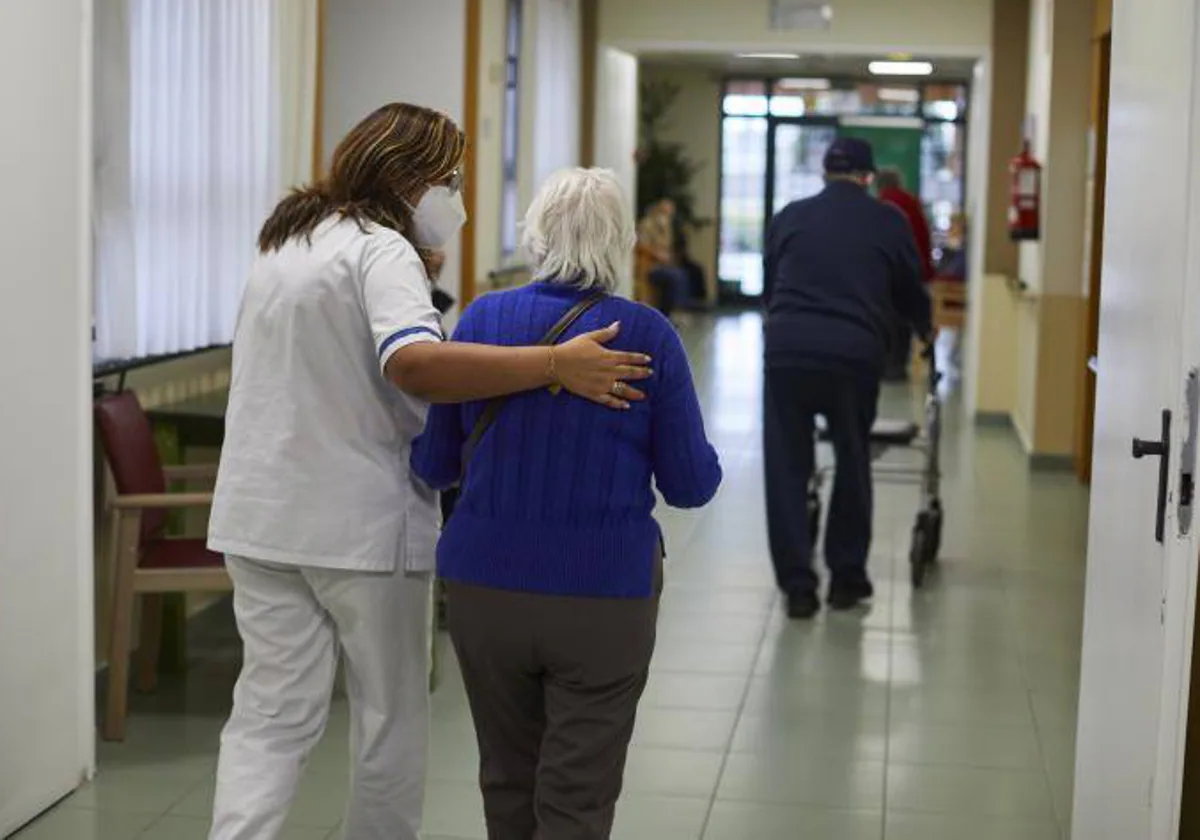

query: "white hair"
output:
521 167 636 292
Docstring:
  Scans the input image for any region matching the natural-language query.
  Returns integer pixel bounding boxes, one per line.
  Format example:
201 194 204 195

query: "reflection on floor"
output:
17 313 1087 840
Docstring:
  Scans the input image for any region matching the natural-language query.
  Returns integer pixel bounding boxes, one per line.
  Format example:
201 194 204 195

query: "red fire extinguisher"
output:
1008 139 1042 241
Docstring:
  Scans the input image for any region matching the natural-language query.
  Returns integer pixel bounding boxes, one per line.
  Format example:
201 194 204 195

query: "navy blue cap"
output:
823 137 876 174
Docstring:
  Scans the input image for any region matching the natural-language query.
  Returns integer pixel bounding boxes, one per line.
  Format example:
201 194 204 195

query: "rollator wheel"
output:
807 492 822 549
928 501 944 564
910 513 932 589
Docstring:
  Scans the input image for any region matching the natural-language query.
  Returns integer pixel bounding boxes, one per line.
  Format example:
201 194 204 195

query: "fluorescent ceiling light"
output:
736 52 801 60
869 60 934 76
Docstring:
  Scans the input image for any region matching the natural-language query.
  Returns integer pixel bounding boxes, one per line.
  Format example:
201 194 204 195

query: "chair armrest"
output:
163 463 219 482
113 492 214 510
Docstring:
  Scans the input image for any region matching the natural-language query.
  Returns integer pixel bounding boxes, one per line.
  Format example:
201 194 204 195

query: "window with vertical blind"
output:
92 0 318 363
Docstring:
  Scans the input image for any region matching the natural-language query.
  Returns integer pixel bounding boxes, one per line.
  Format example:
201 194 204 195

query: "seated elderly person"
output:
412 167 722 839
637 198 690 320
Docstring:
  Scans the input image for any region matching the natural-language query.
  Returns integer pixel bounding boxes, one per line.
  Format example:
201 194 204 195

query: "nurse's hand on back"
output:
204 102 650 840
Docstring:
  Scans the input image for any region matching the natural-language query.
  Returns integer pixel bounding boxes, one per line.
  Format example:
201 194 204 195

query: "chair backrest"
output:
94 391 168 542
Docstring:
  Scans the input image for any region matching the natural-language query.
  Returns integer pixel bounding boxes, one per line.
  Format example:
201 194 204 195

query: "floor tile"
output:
730 714 888 761
656 612 768 646
884 811 1061 840
422 782 486 839
11 808 156 840
886 763 1056 819
716 752 886 809
65 766 206 816
703 801 882 840
658 586 776 619
888 685 1035 728
167 771 347 829
886 721 1043 769
22 315 1088 840
754 634 892 683
742 675 890 722
631 708 738 752
612 793 708 840
622 747 724 798
651 641 760 676
641 673 749 712
137 815 331 840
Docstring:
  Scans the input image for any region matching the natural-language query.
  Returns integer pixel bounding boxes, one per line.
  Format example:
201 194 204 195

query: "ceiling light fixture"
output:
869 60 934 76
736 52 802 60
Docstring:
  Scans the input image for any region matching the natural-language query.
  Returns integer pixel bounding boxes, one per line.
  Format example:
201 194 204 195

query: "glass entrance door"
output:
716 78 970 301
717 120 837 298
771 122 839 214
717 115 769 298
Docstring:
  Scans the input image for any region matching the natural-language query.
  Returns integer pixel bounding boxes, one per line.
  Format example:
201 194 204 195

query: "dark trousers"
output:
763 367 879 596
648 266 684 317
445 573 660 840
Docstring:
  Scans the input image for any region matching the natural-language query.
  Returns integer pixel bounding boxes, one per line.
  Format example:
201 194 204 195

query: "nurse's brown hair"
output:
258 102 466 257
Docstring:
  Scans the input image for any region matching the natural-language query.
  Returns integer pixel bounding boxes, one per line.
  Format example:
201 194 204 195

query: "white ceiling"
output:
639 51 977 83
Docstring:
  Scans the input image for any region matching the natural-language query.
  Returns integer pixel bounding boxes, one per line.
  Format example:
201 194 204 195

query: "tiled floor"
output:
16 314 1087 839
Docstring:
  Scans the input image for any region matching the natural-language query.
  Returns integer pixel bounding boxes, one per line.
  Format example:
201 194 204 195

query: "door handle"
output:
1132 409 1172 543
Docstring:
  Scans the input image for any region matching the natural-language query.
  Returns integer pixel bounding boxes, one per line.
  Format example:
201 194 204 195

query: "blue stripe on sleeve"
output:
379 326 442 359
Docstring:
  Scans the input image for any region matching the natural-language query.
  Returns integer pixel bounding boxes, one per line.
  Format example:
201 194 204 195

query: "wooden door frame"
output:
312 0 325 178
460 0 481 307
1075 31 1111 483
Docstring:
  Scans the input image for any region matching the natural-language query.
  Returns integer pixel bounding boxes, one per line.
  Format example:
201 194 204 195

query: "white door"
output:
1073 0 1200 836
0 0 95 834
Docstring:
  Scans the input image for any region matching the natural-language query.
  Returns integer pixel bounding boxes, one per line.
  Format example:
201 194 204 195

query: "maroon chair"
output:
94 390 230 741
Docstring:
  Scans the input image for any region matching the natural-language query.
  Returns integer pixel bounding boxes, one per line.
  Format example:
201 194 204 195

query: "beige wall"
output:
321 0 467 306
969 0 1094 463
1019 0 1092 458
599 0 992 56
639 62 721 300
983 0 1029 279
1013 294 1039 448
974 275 1020 418
593 46 640 298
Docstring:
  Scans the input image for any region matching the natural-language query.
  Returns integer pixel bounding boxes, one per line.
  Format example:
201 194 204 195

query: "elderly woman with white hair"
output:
412 167 721 839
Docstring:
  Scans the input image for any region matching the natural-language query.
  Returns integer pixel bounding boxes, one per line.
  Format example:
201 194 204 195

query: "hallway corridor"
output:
17 315 1088 840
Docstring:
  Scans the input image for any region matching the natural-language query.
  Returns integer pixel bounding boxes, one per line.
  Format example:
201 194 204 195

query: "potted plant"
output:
636 79 708 230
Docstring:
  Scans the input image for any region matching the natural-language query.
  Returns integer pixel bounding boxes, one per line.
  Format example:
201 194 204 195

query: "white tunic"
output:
208 217 442 572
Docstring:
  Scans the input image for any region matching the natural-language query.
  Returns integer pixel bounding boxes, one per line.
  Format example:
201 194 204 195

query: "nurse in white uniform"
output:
204 102 652 840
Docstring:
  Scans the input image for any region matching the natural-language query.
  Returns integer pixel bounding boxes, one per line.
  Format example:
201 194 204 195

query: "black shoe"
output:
786 590 821 620
827 579 875 611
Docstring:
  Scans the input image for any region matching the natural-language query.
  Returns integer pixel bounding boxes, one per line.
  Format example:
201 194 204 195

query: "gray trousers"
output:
445 567 661 840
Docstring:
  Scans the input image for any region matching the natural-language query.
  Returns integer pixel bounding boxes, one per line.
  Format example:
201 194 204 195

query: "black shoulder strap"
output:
458 291 606 483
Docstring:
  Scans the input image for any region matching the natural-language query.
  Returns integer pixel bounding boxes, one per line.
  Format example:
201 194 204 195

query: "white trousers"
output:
209 556 432 840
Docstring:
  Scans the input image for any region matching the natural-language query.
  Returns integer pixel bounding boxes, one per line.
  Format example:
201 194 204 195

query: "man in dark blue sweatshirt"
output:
762 137 932 619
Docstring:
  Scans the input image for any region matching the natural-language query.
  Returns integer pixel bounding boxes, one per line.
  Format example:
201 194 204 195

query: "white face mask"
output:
409 185 467 249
